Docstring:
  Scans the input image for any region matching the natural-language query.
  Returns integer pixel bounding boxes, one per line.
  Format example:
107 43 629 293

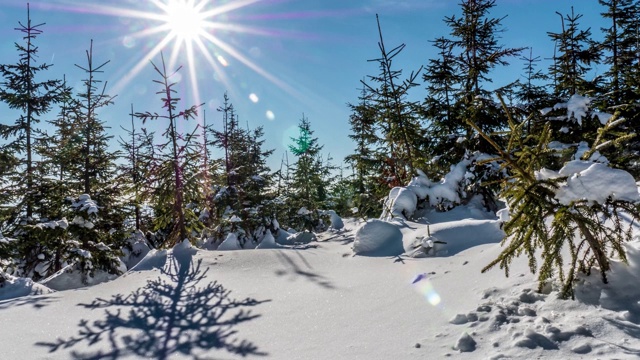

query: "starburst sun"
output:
66 0 295 108
162 0 208 42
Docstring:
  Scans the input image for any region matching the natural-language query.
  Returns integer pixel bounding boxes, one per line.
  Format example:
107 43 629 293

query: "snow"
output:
1 205 640 358
382 186 418 220
255 231 280 249
39 259 125 291
0 273 55 301
352 219 404 256
323 209 344 230
217 232 242 250
71 194 99 215
554 94 591 125
382 159 474 220
556 162 640 205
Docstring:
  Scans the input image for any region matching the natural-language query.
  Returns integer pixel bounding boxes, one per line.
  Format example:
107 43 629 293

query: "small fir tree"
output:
133 53 204 247
288 115 334 231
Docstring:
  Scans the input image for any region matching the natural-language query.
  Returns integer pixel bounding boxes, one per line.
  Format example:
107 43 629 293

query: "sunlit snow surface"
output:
1 209 640 359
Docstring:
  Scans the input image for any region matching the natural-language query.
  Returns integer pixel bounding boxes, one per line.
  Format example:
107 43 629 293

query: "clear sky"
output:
0 0 608 171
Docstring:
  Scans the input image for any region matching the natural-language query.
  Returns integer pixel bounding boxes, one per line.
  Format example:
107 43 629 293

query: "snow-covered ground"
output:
2 207 640 359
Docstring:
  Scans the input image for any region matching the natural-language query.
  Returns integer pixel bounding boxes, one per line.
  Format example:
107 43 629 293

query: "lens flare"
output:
216 54 229 67
249 93 259 103
412 274 442 307
266 110 275 121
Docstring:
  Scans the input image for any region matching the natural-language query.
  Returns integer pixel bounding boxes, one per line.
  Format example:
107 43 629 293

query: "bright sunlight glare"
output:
163 0 206 42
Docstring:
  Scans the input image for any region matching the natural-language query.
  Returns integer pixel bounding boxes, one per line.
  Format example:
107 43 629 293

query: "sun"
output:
162 0 207 42
56 0 299 113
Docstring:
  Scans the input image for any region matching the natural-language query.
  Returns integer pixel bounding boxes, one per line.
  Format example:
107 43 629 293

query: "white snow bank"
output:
353 219 404 257
556 162 640 205
129 249 168 271
256 231 280 249
421 219 504 257
217 232 242 250
381 159 477 221
40 262 124 291
0 272 55 301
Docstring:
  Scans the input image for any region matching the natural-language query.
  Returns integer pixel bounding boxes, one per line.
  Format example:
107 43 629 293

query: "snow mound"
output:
427 219 504 257
353 219 404 257
556 162 640 205
274 228 296 245
256 231 280 249
40 262 124 291
129 249 168 271
0 273 55 301
217 233 242 250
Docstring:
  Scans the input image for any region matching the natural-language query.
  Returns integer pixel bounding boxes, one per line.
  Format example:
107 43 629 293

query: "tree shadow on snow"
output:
0 294 59 310
36 251 269 359
321 231 354 245
274 250 334 289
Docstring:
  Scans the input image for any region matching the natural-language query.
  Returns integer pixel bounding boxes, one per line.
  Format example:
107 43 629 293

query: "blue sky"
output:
0 0 608 171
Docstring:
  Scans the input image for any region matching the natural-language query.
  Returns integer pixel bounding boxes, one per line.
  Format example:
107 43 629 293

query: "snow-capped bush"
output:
381 154 497 221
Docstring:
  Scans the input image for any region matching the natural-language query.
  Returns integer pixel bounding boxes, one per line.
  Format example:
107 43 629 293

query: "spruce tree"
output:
440 0 523 153
422 36 463 176
345 83 385 218
545 8 603 147
0 4 67 223
134 53 204 247
288 115 334 231
547 8 601 99
73 40 122 218
472 96 639 299
206 94 276 247
118 105 156 232
363 15 425 185
598 0 640 174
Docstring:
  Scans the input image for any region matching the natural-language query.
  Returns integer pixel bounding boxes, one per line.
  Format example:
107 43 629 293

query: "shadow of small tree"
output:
274 250 334 289
37 253 269 359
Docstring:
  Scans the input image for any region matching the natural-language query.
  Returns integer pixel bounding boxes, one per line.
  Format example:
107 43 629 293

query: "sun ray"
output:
111 33 175 95
200 31 300 98
55 0 311 115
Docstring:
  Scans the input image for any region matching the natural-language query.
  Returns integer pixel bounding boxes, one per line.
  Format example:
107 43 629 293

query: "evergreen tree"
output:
288 115 334 231
515 49 552 120
544 8 603 147
440 0 523 153
598 0 640 174
0 5 67 223
72 41 122 226
345 83 385 218
422 36 464 175
134 53 204 247
118 105 156 232
471 96 639 299
206 94 276 247
547 7 601 99
363 15 426 185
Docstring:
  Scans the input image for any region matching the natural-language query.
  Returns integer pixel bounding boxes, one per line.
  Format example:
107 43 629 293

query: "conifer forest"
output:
3 1 640 358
